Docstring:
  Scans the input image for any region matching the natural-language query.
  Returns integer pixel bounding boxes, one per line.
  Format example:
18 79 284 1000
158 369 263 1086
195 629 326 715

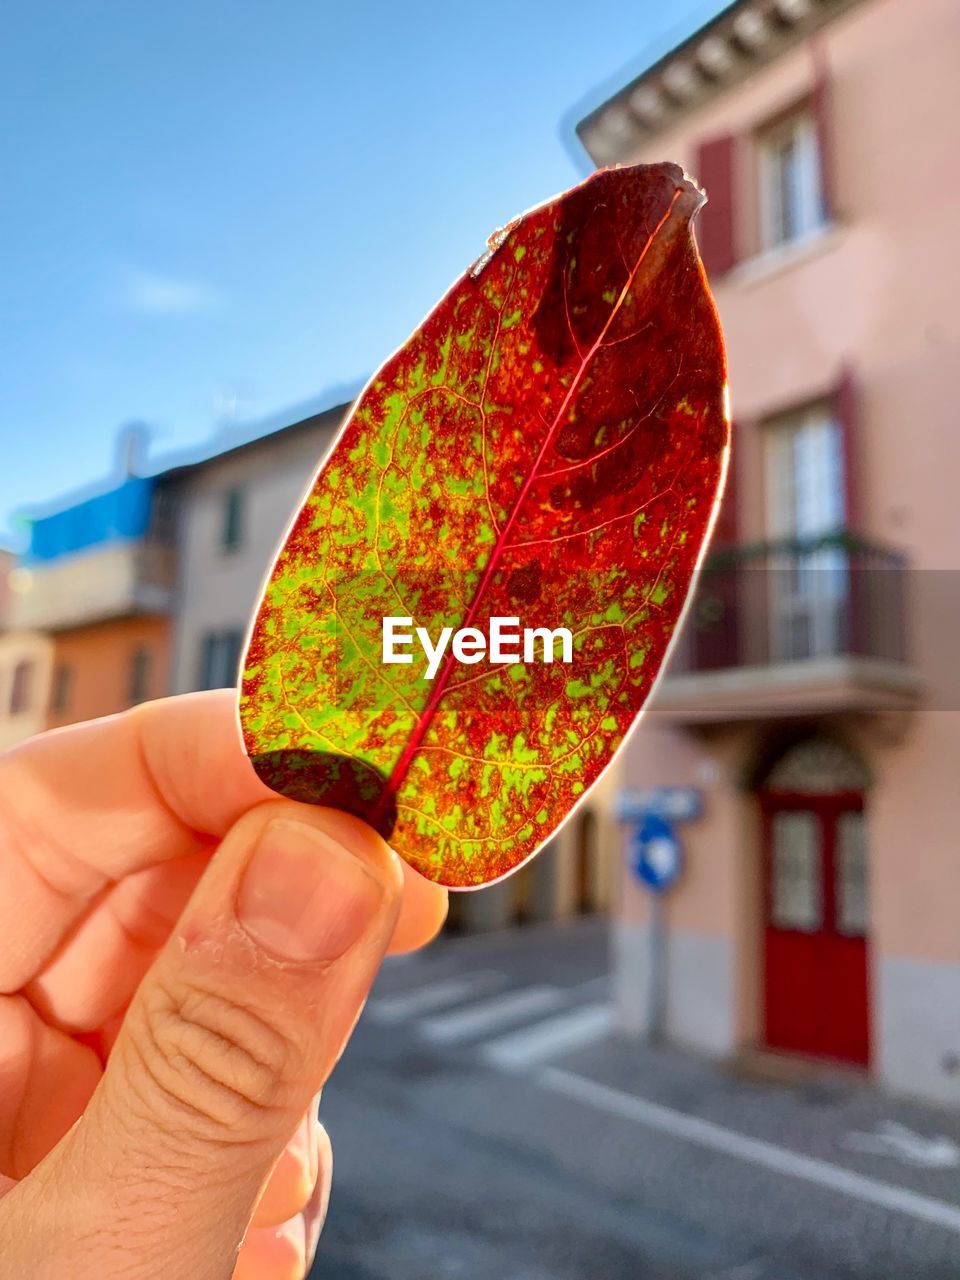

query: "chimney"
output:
115 421 150 478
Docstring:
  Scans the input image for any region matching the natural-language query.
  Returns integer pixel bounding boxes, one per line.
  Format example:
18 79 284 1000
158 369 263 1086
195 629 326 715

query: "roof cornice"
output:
577 0 866 162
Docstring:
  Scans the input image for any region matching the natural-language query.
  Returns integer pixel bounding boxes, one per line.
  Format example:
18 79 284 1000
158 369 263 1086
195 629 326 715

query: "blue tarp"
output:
24 477 154 565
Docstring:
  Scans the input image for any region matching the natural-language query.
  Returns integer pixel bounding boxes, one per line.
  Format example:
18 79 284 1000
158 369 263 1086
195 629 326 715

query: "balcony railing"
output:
670 532 909 675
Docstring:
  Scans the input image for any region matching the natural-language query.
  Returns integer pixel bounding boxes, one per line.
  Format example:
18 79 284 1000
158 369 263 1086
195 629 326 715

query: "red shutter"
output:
713 431 739 546
694 134 737 277
697 426 740 671
811 41 834 222
835 366 859 531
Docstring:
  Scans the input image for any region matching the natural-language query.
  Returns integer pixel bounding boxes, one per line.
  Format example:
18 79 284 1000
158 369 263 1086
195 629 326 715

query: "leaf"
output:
239 162 728 889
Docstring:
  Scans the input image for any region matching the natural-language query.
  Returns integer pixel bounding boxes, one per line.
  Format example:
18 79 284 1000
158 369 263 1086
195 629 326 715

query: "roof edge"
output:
575 0 865 164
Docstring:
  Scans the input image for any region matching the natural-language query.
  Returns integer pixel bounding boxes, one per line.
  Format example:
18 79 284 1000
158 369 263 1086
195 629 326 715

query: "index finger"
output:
0 690 445 991
0 690 272 990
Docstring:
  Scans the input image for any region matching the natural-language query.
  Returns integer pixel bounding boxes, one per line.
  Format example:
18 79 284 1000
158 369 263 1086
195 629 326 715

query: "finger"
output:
251 1111 331 1242
233 1215 307 1280
1 691 449 994
23 850 211 1033
0 690 270 989
26 852 446 1036
252 1112 316 1229
5 802 399 1279
242 1122 333 1280
0 995 101 1180
303 1120 333 1267
392 859 448 954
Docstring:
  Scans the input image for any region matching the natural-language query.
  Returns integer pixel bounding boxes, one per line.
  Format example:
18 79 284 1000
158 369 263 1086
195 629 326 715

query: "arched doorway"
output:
757 736 871 1066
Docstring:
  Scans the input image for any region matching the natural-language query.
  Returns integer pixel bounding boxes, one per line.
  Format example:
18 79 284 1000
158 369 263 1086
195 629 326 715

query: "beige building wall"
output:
592 0 960 1103
171 414 343 695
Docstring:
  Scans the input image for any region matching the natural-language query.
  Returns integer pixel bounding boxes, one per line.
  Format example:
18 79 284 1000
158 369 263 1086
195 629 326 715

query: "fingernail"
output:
237 818 383 961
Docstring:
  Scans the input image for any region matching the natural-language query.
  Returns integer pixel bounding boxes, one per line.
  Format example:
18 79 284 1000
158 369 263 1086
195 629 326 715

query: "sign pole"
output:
622 794 696 1047
648 892 667 1044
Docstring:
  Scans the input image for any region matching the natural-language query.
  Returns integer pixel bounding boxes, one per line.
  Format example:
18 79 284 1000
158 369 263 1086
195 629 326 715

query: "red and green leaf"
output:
239 162 728 889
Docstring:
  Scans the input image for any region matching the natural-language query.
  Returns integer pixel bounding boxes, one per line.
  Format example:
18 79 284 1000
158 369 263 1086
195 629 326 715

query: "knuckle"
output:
125 976 301 1138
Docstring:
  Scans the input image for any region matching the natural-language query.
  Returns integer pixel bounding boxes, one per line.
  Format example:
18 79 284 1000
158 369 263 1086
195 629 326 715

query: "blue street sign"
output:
616 786 703 824
629 811 684 893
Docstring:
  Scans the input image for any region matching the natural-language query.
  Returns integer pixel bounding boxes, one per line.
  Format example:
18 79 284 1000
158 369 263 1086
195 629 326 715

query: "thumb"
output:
11 800 402 1280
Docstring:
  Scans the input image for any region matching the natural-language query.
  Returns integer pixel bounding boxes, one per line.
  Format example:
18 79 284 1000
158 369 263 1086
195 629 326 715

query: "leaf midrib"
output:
381 185 686 806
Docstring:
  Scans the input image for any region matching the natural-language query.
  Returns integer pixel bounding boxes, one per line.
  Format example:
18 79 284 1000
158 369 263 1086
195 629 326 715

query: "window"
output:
766 404 844 542
50 663 72 714
766 404 847 660
9 660 34 715
770 811 822 932
836 810 869 936
759 109 825 250
221 487 246 552
198 629 244 690
129 647 152 705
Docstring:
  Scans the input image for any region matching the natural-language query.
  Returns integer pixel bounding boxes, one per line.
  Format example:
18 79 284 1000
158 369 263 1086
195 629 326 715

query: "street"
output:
311 919 960 1280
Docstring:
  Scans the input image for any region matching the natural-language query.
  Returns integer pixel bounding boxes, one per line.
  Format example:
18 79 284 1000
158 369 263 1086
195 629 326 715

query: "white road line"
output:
540 1068 960 1236
483 1002 615 1071
421 985 565 1045
367 972 505 1024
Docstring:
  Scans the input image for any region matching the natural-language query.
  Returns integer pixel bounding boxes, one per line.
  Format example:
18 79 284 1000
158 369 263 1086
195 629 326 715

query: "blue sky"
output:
0 0 727 545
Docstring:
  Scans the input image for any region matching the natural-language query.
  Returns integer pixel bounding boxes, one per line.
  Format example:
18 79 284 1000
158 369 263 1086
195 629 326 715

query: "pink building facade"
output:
578 0 960 1104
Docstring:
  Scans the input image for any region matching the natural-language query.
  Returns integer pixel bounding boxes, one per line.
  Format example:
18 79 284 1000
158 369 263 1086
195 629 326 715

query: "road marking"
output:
421 985 564 1045
367 972 505 1024
842 1121 960 1169
483 1002 615 1071
540 1069 960 1236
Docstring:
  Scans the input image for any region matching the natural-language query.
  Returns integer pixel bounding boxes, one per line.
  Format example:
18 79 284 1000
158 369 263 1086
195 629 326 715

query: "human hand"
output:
0 690 448 1279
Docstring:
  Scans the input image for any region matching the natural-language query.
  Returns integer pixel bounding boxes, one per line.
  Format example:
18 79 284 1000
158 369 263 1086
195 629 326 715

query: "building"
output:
576 0 959 1103
2 407 348 734
7 469 177 731
0 550 54 751
167 406 347 696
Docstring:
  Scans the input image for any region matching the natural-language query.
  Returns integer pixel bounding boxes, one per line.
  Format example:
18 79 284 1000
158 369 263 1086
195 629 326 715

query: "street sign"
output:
616 786 703 824
629 811 683 893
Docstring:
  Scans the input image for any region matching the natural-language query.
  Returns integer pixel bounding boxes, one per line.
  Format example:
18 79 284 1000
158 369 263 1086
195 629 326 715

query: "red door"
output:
762 792 870 1066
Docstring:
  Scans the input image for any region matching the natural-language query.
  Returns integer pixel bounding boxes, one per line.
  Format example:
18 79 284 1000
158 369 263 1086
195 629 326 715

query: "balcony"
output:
8 476 177 632
8 539 175 632
654 533 923 724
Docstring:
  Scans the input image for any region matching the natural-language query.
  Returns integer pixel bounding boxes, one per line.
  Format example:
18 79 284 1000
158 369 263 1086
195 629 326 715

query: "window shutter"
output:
225 629 245 685
835 366 859 530
199 634 217 691
811 44 834 222
713 433 739 546
694 134 737 277
693 427 740 671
